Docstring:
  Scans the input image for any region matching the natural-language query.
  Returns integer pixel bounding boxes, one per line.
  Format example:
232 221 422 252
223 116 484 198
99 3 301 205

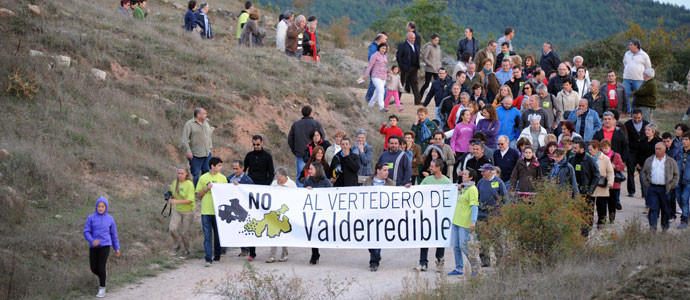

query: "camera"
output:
164 191 172 201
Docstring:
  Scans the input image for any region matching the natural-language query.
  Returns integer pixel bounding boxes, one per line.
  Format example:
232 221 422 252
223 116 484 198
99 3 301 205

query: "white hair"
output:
572 56 584 63
591 79 600 87
529 114 542 122
644 68 655 78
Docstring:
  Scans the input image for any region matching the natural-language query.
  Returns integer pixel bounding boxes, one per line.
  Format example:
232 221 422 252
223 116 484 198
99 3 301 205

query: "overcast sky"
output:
658 0 689 9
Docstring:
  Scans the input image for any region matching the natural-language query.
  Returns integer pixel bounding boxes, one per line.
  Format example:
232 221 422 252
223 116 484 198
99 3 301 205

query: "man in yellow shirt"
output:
196 157 227 266
236 1 253 44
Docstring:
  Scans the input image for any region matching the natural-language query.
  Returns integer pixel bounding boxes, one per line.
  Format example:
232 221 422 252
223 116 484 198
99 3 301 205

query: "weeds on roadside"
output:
195 263 355 300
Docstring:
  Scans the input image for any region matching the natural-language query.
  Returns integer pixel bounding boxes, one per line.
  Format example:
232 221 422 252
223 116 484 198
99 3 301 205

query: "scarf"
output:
306 29 317 61
550 159 564 178
483 68 493 74
420 118 432 141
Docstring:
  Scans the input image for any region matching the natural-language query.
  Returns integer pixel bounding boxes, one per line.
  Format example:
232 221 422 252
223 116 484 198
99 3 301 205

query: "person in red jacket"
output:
379 115 403 150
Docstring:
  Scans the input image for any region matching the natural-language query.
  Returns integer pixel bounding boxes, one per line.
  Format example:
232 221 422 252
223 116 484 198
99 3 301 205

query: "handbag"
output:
598 176 608 187
614 171 626 183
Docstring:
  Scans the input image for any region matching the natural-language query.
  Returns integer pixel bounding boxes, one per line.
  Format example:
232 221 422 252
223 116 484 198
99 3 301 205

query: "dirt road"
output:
106 90 669 300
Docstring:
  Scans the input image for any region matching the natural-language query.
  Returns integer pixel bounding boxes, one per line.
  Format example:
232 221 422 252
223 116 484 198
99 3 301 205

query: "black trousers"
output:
89 246 110 287
419 248 445 266
596 195 617 224
400 67 421 105
419 72 439 97
626 153 637 195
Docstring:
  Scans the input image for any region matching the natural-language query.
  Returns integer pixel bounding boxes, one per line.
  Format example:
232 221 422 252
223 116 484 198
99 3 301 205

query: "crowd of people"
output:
88 4 687 298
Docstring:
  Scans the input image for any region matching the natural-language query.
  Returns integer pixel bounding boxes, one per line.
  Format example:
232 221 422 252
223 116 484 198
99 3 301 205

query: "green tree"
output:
369 0 463 55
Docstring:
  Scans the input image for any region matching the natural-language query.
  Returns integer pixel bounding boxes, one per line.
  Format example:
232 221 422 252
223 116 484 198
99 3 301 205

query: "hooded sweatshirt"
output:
83 197 120 250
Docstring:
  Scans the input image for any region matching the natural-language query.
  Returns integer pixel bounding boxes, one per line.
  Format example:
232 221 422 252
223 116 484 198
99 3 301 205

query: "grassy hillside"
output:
0 0 384 298
258 0 690 50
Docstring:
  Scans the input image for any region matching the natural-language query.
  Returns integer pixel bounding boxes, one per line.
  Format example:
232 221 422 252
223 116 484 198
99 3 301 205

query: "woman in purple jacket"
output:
83 196 121 298
476 105 500 149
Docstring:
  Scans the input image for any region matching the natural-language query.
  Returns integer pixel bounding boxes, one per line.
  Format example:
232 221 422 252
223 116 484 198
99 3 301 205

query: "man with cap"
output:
475 163 507 267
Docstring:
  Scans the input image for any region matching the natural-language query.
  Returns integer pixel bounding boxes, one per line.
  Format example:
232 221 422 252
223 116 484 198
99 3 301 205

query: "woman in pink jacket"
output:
361 43 389 111
451 109 476 157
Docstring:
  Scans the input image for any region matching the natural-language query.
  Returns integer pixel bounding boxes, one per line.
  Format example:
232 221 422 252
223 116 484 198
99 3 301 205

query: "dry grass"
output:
0 0 384 298
396 221 690 300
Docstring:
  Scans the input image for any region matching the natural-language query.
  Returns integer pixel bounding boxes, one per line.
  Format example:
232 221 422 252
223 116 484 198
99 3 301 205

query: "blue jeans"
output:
202 215 221 262
435 106 442 124
450 224 472 272
647 185 670 230
623 79 644 114
368 249 381 267
295 156 306 187
639 170 647 203
676 183 690 223
419 247 444 266
365 77 375 102
189 153 212 186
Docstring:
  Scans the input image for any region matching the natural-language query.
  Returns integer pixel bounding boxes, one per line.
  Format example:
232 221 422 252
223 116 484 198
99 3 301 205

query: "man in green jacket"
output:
132 0 149 19
633 68 657 123
237 1 253 44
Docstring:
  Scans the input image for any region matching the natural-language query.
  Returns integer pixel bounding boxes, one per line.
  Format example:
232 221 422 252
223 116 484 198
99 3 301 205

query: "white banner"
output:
210 183 457 249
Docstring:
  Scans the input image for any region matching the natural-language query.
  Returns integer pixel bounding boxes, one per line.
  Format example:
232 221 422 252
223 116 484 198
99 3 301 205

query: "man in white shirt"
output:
623 39 652 114
275 10 293 52
642 142 679 232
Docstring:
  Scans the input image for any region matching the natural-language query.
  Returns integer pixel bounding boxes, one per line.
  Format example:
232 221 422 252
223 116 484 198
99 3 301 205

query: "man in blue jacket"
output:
674 132 690 229
567 99 602 142
422 68 453 122
496 96 521 148
376 136 412 187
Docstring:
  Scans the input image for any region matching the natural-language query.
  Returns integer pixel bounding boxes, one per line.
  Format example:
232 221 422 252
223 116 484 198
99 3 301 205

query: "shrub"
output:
6 68 38 99
477 181 588 267
329 16 352 49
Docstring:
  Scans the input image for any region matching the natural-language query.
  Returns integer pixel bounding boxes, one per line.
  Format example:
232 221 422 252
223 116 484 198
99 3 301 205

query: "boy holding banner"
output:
196 157 227 266
416 159 451 272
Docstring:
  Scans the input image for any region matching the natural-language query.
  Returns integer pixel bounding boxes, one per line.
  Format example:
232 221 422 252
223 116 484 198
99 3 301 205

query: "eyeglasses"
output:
524 87 531 90
252 144 261 146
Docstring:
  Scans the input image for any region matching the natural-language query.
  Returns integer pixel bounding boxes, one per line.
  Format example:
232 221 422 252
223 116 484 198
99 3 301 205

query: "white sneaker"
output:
96 286 106 298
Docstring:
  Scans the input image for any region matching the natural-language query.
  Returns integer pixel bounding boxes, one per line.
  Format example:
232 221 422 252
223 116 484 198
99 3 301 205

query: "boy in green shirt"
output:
416 159 451 272
196 157 227 265
448 169 479 276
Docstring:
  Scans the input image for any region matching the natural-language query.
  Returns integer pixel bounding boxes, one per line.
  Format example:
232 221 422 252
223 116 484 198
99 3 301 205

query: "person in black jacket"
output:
303 162 333 265
584 80 608 118
592 111 629 163
288 105 325 187
397 32 422 105
422 68 454 117
457 27 479 61
329 138 360 187
547 63 578 96
244 135 275 185
624 109 649 197
540 42 560 76
568 140 600 236
303 129 332 163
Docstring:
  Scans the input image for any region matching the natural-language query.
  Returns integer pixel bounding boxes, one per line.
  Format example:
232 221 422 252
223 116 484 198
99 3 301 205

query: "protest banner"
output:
210 183 457 248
